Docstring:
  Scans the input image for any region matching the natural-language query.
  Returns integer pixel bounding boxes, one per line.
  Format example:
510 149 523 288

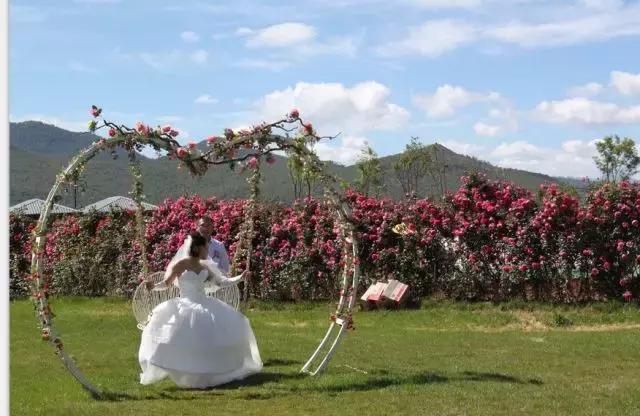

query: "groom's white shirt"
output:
208 238 230 274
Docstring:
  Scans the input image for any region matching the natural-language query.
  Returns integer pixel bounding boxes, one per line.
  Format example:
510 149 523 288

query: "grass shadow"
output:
94 389 208 402
263 358 302 367
295 370 543 395
214 371 307 389
91 369 543 402
459 371 543 385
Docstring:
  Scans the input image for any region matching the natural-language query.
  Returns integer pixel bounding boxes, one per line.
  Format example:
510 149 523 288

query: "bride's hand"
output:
241 270 251 280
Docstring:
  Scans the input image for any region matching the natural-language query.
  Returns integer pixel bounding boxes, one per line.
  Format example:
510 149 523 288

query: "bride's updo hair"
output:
188 232 207 257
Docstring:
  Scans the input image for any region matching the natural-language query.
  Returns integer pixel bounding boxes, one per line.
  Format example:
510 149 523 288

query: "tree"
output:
393 137 432 198
354 146 385 197
593 135 640 182
287 153 319 199
428 143 449 200
287 156 305 199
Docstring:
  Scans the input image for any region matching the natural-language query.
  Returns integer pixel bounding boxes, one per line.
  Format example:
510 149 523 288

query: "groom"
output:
195 216 230 274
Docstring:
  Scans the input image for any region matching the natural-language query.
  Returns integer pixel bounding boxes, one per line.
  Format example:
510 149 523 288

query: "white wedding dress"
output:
138 268 262 388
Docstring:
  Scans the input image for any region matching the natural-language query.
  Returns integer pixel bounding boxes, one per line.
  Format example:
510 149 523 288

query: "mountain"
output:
9 121 585 207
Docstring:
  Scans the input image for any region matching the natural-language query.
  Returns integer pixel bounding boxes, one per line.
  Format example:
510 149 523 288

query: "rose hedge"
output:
10 177 640 303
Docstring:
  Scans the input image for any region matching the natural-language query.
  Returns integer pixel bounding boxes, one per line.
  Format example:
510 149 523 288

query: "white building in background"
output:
9 198 78 217
82 196 157 213
10 196 158 217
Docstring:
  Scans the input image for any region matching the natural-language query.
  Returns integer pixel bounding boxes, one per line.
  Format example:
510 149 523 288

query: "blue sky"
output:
8 0 640 177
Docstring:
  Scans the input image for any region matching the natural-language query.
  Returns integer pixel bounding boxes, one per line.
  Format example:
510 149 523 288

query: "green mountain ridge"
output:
9 121 583 207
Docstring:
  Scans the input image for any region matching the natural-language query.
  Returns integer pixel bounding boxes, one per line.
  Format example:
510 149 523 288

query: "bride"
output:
138 232 263 388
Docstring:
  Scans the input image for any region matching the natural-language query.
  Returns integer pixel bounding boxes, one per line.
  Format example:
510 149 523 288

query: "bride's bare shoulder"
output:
173 258 192 271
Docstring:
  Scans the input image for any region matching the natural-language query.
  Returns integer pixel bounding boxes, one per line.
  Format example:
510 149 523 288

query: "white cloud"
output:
473 122 502 137
253 81 410 135
189 50 208 64
488 140 601 177
561 139 600 158
567 82 603 98
578 0 624 10
474 105 519 137
245 22 317 48
237 22 357 65
491 140 545 159
610 70 640 96
376 19 476 57
293 36 359 59
485 4 640 48
235 27 254 36
313 136 370 165
180 31 200 43
373 3 640 56
194 94 219 104
535 97 640 125
441 140 487 157
413 84 501 119
441 138 602 177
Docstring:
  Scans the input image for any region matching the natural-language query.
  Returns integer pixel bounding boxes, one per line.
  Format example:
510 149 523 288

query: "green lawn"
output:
10 298 640 416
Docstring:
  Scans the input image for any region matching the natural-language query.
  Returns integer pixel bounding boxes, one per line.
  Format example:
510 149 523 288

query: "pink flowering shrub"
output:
9 178 640 303
573 181 640 300
9 213 36 298
49 211 141 296
503 183 581 300
346 191 452 297
444 173 539 300
9 211 141 298
260 197 341 300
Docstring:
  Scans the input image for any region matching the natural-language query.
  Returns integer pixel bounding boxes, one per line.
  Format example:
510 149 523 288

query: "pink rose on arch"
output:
302 122 313 135
289 108 299 119
176 148 188 158
623 291 633 301
247 157 259 170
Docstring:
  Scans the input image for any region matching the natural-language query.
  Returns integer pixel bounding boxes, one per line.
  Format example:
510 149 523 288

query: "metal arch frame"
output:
29 118 362 397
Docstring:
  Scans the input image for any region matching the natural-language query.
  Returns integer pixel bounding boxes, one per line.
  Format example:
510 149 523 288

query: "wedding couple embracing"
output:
138 216 263 389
